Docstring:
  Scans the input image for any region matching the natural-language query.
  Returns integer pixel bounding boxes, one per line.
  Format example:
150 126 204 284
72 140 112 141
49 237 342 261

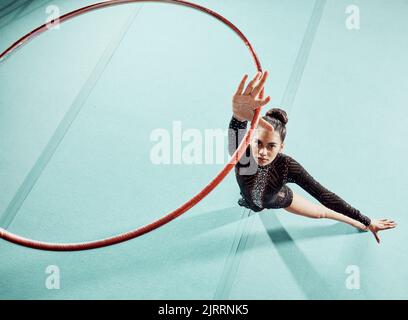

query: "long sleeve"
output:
285 155 371 227
228 116 248 157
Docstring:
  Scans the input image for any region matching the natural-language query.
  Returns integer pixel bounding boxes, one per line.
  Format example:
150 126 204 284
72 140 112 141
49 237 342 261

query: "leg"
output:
284 192 367 230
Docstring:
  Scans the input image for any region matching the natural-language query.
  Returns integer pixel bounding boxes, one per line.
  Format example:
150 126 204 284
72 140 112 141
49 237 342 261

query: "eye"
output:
267 145 275 150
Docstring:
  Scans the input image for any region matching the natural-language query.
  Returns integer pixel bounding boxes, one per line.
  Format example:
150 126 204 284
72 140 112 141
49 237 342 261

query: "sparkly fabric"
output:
228 116 371 227
250 164 269 208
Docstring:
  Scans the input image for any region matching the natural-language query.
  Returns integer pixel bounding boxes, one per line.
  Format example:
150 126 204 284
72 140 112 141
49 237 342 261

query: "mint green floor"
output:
0 0 407 299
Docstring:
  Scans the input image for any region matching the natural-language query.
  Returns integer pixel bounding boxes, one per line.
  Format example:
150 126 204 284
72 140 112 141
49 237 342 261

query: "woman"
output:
228 71 396 243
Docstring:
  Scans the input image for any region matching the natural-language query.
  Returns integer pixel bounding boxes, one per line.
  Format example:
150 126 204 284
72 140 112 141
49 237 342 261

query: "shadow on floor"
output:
260 213 344 299
0 207 366 299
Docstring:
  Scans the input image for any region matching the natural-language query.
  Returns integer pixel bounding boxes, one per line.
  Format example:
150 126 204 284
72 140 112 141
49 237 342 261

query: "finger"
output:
251 71 269 98
374 232 380 244
251 96 271 110
235 74 248 95
258 96 271 108
258 87 264 99
258 118 274 132
382 221 396 227
243 72 261 95
252 96 271 110
243 72 262 95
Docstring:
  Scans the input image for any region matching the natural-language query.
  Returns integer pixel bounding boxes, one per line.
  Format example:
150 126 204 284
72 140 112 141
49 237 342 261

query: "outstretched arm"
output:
284 155 397 243
285 192 396 243
228 116 248 157
284 191 368 230
285 155 372 227
228 71 274 157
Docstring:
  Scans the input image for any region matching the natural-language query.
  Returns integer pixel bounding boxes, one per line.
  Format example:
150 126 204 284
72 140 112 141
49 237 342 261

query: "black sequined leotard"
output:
228 116 371 227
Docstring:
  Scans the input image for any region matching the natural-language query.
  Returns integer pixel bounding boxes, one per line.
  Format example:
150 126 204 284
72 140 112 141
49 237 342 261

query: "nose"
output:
259 147 267 156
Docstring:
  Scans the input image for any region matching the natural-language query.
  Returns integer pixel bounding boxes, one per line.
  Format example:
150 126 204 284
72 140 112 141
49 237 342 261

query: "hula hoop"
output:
0 0 264 251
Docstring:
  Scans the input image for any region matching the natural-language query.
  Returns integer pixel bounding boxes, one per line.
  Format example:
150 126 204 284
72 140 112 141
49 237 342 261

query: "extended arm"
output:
285 190 397 243
228 71 276 157
228 116 248 157
285 191 368 230
228 71 272 160
285 155 372 227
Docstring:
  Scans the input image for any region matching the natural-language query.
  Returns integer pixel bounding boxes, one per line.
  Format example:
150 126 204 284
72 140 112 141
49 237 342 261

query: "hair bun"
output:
265 108 288 125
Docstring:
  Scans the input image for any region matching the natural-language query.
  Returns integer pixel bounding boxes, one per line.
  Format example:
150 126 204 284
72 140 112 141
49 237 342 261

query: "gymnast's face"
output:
250 126 284 166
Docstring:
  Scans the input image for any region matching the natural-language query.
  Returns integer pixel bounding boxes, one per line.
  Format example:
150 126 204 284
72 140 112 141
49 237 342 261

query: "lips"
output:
258 157 268 162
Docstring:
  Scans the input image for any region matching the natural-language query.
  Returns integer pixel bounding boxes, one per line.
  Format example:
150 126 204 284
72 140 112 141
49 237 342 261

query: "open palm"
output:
368 219 397 244
232 71 274 131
